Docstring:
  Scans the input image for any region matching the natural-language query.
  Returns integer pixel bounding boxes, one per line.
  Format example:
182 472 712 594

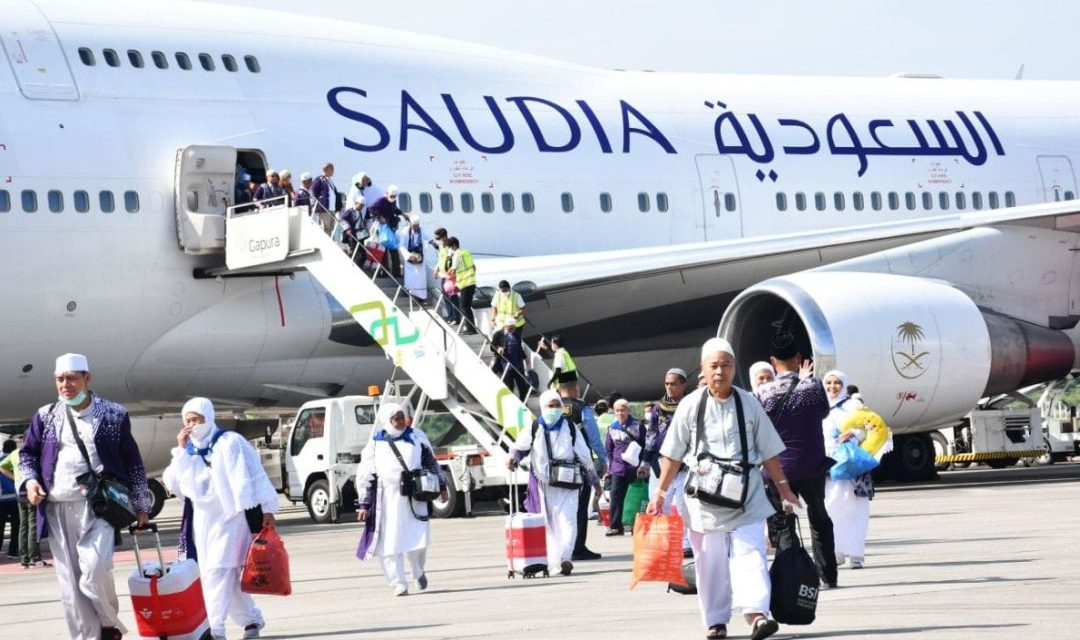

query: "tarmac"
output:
3 461 1078 639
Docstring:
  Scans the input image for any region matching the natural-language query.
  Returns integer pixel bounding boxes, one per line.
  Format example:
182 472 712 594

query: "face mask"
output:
190 422 212 442
542 408 563 424
385 425 406 438
59 391 87 407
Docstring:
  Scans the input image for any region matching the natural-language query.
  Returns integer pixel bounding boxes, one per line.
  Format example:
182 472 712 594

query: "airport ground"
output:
3 462 1078 639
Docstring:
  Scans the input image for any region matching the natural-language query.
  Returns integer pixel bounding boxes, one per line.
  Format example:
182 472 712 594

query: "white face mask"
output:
191 422 212 442
385 425 406 438
542 407 563 424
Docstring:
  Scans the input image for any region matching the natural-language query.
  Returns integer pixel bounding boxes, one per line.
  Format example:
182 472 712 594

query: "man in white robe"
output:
508 391 601 575
162 398 279 640
356 404 448 596
401 214 430 301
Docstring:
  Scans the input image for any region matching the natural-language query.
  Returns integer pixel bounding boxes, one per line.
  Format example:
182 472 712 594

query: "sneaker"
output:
850 559 864 569
559 561 573 576
38 559 51 567
604 528 624 537
242 622 265 639
416 574 428 592
392 584 409 597
100 627 123 640
682 548 694 559
571 549 601 561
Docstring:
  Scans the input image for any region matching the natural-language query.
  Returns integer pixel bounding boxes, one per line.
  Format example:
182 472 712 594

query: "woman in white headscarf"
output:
748 361 775 393
507 390 601 576
162 398 279 640
820 370 870 569
355 403 447 596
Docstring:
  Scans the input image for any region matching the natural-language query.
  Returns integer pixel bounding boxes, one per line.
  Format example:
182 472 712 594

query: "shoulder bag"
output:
542 422 583 489
66 405 138 529
684 390 751 509
385 437 442 504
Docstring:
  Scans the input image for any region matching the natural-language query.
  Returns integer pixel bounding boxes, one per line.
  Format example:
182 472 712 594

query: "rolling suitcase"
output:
127 524 212 640
505 473 549 578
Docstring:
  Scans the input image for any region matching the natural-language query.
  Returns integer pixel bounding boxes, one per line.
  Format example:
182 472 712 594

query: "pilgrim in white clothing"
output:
401 215 430 300
509 391 601 576
162 398 279 640
355 404 447 596
821 370 872 568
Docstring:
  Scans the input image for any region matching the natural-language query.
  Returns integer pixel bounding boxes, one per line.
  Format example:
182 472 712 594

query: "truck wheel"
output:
431 473 466 519
147 478 169 519
893 433 937 481
986 458 1015 469
930 432 951 472
306 479 334 524
1032 438 1054 466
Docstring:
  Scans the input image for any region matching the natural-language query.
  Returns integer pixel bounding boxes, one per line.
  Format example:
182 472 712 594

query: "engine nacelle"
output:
718 272 1075 432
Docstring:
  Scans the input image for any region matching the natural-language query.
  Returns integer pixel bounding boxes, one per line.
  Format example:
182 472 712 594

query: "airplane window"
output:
795 192 806 211
398 193 411 213
972 191 983 210
938 191 950 211
887 192 899 210
78 47 95 66
461 193 474 213
833 192 845 211
199 53 215 71
501 192 515 213
419 192 433 213
905 192 917 210
521 193 535 213
124 191 140 213
599 192 612 213
74 190 90 213
814 192 826 211
0 190 8 212
638 192 650 212
440 192 453 213
656 192 669 212
103 49 120 68
48 190 63 213
176 52 192 70
222 54 238 72
22 190 37 213
776 193 787 212
152 51 168 69
922 191 933 210
988 191 1000 209
870 192 882 211
244 55 261 73
1005 191 1016 207
481 192 495 213
724 193 737 212
852 192 864 211
561 192 574 213
1066 191 1076 201
955 192 967 210
127 50 144 68
100 190 115 213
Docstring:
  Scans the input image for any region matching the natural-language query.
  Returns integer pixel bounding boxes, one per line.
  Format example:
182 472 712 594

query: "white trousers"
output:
380 549 426 592
825 479 871 560
650 468 691 549
690 522 771 627
202 567 263 637
45 500 126 640
541 485 578 567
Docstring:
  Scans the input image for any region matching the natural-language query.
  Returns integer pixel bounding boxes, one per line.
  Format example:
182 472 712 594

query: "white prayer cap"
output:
353 171 369 185
409 214 420 224
54 353 89 374
181 397 216 425
300 172 312 181
665 367 687 380
386 184 400 197
539 390 562 407
353 195 366 206
377 402 405 426
700 337 735 360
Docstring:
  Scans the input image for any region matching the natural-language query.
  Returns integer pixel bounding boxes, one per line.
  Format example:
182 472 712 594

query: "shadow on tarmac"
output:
871 557 1034 569
260 624 446 638
852 576 1052 589
786 623 1027 637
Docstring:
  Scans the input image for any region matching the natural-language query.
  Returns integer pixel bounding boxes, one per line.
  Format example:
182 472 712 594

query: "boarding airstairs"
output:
221 198 556 466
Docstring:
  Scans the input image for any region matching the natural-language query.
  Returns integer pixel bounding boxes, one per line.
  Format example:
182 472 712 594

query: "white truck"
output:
1033 378 1080 464
932 393 1047 471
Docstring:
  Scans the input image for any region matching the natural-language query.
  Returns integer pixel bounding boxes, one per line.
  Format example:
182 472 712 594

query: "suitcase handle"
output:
129 522 166 577
128 522 158 535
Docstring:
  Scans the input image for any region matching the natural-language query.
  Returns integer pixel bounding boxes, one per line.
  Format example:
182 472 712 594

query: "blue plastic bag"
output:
830 441 879 481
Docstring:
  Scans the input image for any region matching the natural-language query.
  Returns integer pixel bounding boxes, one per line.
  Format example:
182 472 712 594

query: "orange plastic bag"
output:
241 526 292 596
629 512 687 589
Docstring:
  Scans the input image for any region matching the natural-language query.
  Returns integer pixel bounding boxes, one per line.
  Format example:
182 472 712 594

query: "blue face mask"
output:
542 408 563 424
59 391 87 407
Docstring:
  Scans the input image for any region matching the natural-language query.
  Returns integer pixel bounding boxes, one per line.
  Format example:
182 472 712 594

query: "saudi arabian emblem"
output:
892 321 931 379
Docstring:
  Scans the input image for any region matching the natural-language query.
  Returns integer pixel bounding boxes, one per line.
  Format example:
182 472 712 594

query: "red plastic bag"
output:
241 526 292 596
629 512 687 589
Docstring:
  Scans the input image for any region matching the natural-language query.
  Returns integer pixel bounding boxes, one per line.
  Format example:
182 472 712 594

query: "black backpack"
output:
769 516 820 625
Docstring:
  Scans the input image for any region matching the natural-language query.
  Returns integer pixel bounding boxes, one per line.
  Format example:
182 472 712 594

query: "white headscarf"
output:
378 402 406 437
823 369 849 407
182 397 217 444
748 361 775 392
539 390 562 408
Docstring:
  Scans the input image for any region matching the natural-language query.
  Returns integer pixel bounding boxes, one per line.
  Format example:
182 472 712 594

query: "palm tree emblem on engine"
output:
892 321 930 379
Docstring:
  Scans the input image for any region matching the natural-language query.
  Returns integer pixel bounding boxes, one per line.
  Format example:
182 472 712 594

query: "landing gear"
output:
887 433 938 481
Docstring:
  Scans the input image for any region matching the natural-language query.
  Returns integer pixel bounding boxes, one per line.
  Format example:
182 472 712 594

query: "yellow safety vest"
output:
455 249 476 287
493 290 525 328
549 348 578 389
436 244 449 276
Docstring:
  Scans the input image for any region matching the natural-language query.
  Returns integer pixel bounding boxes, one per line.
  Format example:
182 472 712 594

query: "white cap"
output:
700 337 735 360
409 214 420 224
386 184 400 197
300 172 312 181
353 195 366 206
666 367 687 380
353 171 369 185
55 353 89 374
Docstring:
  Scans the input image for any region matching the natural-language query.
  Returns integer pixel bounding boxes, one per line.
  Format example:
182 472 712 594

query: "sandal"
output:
705 623 727 639
750 617 779 640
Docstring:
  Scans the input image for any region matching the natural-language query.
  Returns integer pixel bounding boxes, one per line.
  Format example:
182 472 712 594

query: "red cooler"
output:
127 524 211 640
505 476 548 578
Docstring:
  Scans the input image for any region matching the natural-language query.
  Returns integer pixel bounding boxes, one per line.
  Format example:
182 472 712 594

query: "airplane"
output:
3 0 1080 501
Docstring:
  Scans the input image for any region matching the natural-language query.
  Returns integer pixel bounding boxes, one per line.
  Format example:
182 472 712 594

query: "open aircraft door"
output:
1037 155 1077 203
694 154 744 241
175 145 266 255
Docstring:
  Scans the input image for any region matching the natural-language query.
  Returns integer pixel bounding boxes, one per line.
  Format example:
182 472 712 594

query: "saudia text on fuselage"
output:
327 88 1007 178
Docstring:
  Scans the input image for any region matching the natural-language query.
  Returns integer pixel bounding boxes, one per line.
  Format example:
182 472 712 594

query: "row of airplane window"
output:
396 191 671 214
775 189 1030 213
76 47 262 73
0 189 140 214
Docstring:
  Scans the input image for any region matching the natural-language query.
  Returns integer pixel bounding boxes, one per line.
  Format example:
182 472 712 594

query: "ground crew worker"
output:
490 280 526 338
446 237 477 333
541 336 576 389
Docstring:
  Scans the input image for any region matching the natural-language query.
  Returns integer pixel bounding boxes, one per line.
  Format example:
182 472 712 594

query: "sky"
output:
234 0 1078 80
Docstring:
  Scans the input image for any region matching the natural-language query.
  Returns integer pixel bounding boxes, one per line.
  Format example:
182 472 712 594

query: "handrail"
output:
519 314 603 404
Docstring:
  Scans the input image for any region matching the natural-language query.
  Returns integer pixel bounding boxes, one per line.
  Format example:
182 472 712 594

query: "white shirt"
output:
50 405 103 502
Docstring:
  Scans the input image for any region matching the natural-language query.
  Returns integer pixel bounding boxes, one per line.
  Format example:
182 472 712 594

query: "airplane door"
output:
1037 156 1077 203
175 145 263 255
0 0 79 101
694 155 743 241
